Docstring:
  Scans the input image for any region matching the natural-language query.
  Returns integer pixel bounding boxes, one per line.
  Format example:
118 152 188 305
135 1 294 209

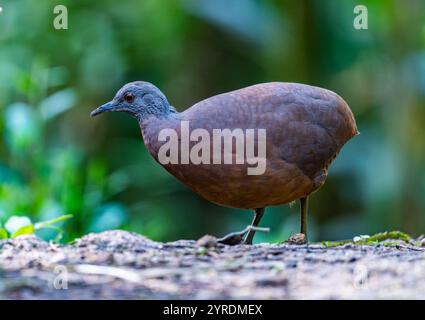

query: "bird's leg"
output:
217 225 269 245
243 208 265 245
300 196 309 241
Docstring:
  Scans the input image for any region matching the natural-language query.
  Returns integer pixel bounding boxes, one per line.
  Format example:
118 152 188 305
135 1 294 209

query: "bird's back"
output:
183 82 357 176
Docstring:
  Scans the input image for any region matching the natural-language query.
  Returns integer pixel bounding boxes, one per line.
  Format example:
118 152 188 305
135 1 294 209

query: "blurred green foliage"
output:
0 0 424 242
0 214 72 240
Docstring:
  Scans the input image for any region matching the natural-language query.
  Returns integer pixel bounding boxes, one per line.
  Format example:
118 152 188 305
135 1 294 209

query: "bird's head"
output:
90 81 175 121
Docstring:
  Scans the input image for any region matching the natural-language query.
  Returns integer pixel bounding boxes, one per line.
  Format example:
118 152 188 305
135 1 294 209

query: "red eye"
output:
124 93 134 103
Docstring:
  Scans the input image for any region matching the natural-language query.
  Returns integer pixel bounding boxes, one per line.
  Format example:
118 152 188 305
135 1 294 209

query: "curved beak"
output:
90 101 114 117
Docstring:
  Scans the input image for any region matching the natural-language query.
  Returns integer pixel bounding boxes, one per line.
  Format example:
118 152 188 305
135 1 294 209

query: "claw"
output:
217 226 270 245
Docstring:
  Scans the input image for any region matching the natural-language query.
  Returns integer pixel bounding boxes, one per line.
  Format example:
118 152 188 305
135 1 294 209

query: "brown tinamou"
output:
91 82 358 244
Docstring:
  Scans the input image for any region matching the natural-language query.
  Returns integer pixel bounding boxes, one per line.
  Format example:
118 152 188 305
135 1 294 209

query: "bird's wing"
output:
182 82 357 180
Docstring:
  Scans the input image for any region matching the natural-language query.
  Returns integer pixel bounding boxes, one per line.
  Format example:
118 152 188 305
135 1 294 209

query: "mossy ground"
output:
322 230 418 247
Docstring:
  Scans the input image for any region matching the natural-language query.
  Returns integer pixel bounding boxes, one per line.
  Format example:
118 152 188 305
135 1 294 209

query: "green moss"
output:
383 242 402 247
322 231 412 247
197 247 207 256
366 231 411 242
321 240 351 247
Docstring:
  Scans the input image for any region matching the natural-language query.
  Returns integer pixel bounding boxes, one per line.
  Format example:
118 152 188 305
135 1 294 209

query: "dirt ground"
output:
1 230 425 299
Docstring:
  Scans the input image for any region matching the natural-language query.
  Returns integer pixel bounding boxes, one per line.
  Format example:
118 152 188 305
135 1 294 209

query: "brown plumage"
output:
91 81 358 244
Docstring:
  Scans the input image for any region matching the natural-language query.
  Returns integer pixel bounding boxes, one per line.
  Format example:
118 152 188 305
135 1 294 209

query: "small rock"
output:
288 233 306 245
255 276 288 287
196 235 218 248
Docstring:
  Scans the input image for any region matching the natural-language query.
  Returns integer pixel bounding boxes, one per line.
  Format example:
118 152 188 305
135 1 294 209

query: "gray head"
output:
90 81 177 121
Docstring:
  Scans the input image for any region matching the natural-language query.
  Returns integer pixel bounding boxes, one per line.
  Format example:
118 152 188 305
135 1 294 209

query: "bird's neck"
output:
138 111 182 160
134 104 179 123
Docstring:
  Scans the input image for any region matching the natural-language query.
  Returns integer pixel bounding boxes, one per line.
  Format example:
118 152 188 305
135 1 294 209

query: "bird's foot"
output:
217 226 270 246
287 233 307 245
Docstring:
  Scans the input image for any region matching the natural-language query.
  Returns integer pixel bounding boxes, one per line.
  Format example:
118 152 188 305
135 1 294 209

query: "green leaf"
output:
5 216 32 235
0 228 8 239
12 224 35 238
35 226 64 242
34 214 73 230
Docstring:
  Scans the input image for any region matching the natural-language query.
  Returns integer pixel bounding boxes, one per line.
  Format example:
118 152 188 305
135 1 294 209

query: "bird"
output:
91 81 358 244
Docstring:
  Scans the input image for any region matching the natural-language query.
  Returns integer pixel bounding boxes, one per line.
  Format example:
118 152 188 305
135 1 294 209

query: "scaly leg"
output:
300 196 309 241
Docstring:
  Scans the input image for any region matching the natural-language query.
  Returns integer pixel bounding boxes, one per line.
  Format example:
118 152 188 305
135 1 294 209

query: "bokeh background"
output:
0 0 424 242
